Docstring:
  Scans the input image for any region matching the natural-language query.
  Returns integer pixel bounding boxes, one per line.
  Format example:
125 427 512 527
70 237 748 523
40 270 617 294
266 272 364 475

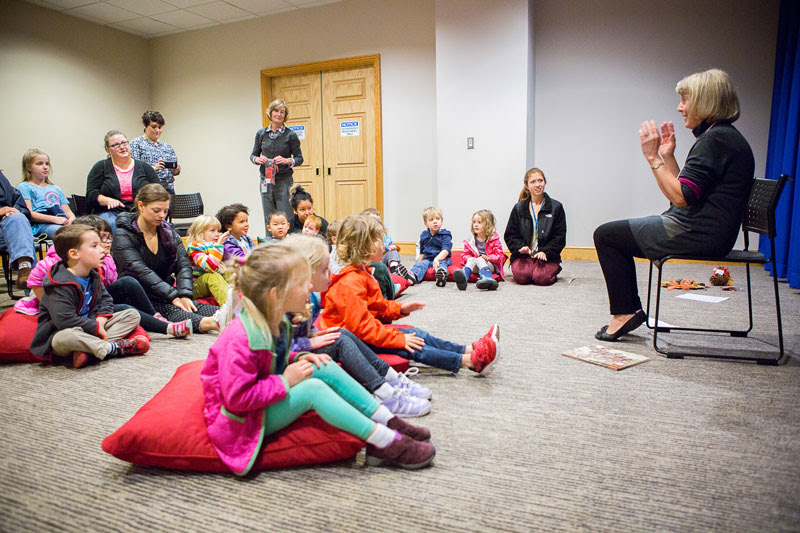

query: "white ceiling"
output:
24 0 342 38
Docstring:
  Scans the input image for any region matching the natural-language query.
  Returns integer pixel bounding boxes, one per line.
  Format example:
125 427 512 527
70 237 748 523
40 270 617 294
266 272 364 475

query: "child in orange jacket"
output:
320 214 499 376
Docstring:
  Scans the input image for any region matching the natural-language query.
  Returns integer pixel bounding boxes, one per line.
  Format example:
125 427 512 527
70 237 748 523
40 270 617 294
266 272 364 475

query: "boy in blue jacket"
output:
409 207 452 287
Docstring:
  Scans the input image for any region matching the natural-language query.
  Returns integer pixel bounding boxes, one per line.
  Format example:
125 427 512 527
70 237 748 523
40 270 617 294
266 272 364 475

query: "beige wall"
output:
0 0 150 199
149 0 436 239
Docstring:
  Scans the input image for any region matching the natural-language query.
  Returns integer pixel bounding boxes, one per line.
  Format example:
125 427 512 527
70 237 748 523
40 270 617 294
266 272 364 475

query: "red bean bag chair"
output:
0 308 149 364
419 250 506 282
102 359 363 472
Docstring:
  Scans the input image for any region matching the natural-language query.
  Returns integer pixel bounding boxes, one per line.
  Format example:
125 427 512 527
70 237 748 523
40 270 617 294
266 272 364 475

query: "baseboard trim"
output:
392 242 754 266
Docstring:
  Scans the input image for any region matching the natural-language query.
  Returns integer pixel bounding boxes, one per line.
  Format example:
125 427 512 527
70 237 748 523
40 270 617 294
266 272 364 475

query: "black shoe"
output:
453 269 468 290
395 263 416 284
476 276 498 291
435 268 447 287
595 310 646 341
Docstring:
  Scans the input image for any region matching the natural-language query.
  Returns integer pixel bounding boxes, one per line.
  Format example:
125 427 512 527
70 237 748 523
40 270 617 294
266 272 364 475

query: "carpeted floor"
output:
1 259 798 532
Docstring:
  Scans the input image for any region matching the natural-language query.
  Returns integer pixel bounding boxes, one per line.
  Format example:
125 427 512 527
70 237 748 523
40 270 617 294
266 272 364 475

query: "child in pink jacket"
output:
201 245 435 475
15 215 190 337
453 209 505 291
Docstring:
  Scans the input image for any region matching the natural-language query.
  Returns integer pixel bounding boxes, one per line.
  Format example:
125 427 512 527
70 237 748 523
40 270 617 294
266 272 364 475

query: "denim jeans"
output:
98 211 119 233
366 327 464 373
107 276 167 334
315 329 390 393
410 257 452 283
36 223 65 239
260 176 292 233
0 212 36 265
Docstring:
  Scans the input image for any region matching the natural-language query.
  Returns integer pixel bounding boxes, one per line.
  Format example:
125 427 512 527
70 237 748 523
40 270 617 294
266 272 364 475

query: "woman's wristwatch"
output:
651 161 665 170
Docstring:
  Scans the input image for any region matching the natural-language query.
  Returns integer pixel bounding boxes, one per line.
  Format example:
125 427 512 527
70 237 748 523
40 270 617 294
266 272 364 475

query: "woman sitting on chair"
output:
593 68 754 341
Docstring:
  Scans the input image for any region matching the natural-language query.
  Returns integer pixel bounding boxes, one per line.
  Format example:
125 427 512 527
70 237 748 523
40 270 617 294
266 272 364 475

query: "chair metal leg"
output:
652 261 683 358
645 261 654 330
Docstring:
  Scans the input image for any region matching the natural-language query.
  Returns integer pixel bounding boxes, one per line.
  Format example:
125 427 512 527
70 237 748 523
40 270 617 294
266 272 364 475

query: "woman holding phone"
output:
250 99 303 232
130 110 181 194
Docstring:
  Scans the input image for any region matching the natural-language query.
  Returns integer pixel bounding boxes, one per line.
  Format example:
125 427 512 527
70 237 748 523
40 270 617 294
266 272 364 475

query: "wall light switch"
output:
467 137 474 149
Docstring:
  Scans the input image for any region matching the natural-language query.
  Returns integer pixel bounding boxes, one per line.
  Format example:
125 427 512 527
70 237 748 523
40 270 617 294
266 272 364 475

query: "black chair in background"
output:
168 192 204 237
1 249 19 299
645 174 791 365
71 194 90 217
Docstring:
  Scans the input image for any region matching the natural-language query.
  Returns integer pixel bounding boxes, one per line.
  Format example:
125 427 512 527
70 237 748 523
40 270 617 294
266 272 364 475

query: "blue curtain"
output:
760 0 800 288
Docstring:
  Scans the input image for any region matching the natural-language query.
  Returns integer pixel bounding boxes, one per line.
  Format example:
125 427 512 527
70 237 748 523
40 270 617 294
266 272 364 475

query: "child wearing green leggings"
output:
201 245 435 475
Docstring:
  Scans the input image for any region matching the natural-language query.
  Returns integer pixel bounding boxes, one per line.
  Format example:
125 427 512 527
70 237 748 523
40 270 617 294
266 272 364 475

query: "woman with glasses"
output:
85 130 159 232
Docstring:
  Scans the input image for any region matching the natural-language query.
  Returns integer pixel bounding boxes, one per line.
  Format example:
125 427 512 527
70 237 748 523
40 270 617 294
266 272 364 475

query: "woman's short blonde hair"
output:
267 99 289 122
676 68 740 123
281 233 329 270
336 214 383 266
187 215 221 243
471 209 496 238
231 244 310 335
21 148 52 183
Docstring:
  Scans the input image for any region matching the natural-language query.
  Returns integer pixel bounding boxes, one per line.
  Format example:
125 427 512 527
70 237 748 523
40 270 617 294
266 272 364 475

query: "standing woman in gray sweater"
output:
250 99 303 233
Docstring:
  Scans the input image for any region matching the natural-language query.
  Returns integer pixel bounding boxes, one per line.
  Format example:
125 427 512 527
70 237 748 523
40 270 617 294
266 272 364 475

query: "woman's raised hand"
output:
284 361 314 387
639 120 661 162
404 333 425 353
658 121 676 159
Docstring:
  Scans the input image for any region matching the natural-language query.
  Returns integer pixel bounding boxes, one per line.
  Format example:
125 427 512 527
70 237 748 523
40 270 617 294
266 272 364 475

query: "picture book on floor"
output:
562 345 650 371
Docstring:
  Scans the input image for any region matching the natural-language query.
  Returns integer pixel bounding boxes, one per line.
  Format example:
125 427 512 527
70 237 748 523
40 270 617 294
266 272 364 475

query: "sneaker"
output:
470 324 499 376
453 268 468 291
395 263 416 284
213 287 235 332
14 295 39 316
387 416 431 442
15 267 31 290
153 312 169 323
117 335 150 356
435 268 447 287
72 351 91 369
476 276 499 291
381 388 431 418
366 434 436 469
389 367 432 400
168 319 192 338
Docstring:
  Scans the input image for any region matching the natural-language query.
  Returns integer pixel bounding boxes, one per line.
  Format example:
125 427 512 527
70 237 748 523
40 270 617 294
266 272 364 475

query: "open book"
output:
562 345 650 371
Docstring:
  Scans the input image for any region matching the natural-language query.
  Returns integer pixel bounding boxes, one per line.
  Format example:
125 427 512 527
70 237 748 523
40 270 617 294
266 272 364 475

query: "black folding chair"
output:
1 248 19 300
168 192 204 236
645 174 791 365
71 194 90 217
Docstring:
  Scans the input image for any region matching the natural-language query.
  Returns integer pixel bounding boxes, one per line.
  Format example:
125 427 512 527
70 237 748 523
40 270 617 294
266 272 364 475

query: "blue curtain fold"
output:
760 0 800 288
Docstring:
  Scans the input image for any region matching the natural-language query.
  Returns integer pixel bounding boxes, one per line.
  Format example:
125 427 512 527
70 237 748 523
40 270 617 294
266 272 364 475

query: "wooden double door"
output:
264 59 381 221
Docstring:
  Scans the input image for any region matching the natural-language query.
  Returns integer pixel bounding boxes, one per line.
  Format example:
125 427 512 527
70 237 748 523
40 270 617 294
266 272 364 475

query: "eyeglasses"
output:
100 236 113 243
109 141 129 149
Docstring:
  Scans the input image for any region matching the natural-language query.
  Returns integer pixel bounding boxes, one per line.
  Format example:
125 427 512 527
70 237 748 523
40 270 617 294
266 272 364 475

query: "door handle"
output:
327 168 331 176
316 168 319 176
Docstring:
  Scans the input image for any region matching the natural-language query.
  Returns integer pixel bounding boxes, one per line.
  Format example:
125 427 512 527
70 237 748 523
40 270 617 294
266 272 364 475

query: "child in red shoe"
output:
29 224 148 367
321 215 499 376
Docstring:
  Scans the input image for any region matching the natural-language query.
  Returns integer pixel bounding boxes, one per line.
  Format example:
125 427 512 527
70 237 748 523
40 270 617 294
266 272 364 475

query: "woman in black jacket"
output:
504 167 566 286
112 184 220 333
86 130 160 233
250 99 303 232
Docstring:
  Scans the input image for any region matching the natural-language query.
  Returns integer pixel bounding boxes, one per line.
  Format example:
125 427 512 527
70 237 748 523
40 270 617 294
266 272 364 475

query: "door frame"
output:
260 54 383 213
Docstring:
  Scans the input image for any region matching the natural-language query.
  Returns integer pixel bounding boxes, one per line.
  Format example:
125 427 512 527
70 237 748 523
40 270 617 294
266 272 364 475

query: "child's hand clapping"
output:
216 231 230 245
401 301 425 315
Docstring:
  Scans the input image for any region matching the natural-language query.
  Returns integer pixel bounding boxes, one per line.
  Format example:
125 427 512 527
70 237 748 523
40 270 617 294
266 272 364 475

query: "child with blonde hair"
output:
408 206 452 287
322 215 499 376
201 245 435 475
360 207 414 283
17 148 76 238
187 215 232 305
453 209 505 291
282 234 432 417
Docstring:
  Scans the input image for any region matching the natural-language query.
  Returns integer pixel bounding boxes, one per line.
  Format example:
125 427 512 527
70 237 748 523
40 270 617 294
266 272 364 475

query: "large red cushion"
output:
0 308 40 362
0 308 150 364
421 250 505 282
390 273 411 297
102 359 364 472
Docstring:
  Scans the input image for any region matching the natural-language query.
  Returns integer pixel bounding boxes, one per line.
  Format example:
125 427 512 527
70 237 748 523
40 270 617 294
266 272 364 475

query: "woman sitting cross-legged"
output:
112 184 221 333
593 68 754 341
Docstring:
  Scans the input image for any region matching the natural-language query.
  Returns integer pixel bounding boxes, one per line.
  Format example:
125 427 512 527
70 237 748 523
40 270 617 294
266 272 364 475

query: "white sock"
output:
384 367 399 382
370 404 394 425
366 423 398 448
373 382 394 401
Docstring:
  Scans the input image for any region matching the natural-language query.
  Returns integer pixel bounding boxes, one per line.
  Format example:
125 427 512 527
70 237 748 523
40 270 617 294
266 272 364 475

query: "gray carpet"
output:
1 259 799 532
